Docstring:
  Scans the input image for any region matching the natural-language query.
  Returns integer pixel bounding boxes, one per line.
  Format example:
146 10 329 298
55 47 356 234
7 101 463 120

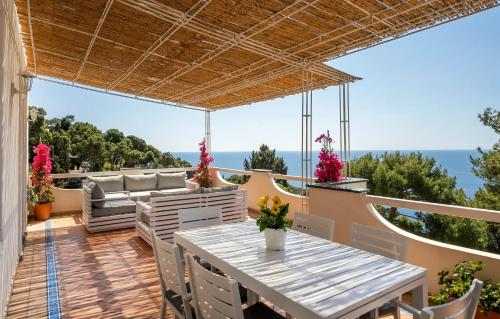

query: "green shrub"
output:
431 261 500 313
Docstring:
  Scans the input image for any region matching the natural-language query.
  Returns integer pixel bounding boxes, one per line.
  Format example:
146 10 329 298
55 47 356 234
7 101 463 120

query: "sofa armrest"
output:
136 201 151 221
106 190 130 195
186 180 199 190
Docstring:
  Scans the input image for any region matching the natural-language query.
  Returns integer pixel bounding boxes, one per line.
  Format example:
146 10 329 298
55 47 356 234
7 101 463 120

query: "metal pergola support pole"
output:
301 68 313 213
339 83 351 178
205 109 211 154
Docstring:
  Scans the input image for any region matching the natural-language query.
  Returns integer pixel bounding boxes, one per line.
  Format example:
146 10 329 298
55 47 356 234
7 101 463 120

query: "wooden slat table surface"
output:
174 221 428 319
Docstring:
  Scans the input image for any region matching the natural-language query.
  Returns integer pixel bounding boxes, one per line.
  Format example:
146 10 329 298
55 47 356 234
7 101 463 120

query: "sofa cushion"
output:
87 175 124 192
124 174 157 192
141 210 151 226
157 172 186 190
129 191 152 202
92 199 136 217
87 182 106 208
150 188 200 198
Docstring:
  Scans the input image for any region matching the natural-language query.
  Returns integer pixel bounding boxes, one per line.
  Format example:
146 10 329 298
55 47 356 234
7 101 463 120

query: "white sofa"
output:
135 188 248 245
82 172 198 232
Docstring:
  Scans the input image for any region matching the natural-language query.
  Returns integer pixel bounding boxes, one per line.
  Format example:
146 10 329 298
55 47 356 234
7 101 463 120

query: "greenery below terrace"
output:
29 107 190 173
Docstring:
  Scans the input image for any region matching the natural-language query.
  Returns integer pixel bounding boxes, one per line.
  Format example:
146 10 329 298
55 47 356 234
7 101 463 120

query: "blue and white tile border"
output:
45 221 62 319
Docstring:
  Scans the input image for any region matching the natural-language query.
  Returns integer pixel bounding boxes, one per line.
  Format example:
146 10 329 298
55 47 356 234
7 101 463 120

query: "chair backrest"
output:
422 279 483 319
150 230 189 298
293 212 335 241
350 223 408 261
178 206 223 231
186 253 244 319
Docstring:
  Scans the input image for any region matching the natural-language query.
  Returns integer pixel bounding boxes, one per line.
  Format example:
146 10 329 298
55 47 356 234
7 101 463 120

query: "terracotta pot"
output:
475 308 500 319
34 203 52 221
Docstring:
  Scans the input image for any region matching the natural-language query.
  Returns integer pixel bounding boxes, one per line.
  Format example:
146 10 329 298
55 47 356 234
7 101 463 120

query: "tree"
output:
68 122 106 171
127 135 148 152
27 107 191 173
104 129 124 144
470 108 500 252
227 144 288 185
159 152 191 168
351 152 490 251
243 144 288 175
49 131 71 173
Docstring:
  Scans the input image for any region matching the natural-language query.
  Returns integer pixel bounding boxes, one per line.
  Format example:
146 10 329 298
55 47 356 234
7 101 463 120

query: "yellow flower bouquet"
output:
256 195 292 250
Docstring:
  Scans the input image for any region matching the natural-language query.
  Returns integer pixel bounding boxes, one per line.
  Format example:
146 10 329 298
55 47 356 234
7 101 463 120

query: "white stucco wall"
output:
0 1 28 317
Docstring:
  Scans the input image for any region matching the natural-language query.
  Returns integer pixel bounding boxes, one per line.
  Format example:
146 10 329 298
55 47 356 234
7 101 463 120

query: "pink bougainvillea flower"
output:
314 131 343 183
193 139 214 188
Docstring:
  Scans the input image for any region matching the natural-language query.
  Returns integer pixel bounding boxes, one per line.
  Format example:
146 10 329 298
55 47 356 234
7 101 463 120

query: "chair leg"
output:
394 297 401 319
247 290 260 305
369 308 379 319
160 299 167 319
184 299 194 319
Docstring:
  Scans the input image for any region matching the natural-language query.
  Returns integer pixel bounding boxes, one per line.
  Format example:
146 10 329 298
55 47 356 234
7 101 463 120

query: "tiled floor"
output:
7 215 162 319
6 214 410 319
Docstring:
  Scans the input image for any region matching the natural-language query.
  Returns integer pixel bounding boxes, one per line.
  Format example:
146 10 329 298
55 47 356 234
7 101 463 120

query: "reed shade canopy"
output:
15 0 499 110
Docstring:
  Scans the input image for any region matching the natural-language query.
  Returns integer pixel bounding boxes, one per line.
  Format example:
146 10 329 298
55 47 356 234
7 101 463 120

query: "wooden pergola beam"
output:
73 0 114 82
26 0 36 74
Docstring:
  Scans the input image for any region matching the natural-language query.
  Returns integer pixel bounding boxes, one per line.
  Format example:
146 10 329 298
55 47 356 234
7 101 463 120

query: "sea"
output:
173 150 483 198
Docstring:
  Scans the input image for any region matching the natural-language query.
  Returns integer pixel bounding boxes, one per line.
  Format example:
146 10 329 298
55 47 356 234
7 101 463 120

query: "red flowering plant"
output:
314 131 343 183
27 144 55 205
193 139 214 188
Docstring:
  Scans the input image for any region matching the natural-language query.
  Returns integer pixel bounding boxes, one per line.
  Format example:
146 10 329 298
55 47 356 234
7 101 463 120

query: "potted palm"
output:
28 144 55 221
256 195 292 250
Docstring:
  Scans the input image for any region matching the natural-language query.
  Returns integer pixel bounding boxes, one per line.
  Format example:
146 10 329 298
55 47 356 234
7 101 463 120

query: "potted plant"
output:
28 144 55 221
431 261 500 319
314 130 343 183
256 195 292 251
193 139 214 189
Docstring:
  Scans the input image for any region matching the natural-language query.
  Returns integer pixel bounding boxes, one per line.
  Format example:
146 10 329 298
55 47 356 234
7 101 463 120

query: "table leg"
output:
247 290 260 306
411 281 428 309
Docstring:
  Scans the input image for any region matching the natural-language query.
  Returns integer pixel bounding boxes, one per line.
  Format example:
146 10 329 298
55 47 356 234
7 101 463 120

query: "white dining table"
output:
174 220 428 319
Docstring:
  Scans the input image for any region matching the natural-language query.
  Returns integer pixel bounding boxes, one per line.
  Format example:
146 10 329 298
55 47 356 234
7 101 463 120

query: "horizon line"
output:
172 148 481 153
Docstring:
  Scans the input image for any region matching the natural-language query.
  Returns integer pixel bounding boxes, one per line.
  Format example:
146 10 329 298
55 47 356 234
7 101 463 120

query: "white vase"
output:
264 228 286 251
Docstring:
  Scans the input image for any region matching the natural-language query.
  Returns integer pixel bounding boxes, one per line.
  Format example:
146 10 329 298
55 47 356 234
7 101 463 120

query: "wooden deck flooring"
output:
6 214 410 319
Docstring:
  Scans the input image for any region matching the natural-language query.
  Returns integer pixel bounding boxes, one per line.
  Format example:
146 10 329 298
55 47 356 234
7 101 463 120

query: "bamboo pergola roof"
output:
15 0 499 110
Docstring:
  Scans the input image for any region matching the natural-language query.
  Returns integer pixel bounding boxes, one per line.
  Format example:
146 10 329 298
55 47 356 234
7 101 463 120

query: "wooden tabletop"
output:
174 221 427 319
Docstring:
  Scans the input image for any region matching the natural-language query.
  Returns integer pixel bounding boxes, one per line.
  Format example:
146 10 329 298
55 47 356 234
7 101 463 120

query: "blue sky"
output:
28 8 499 152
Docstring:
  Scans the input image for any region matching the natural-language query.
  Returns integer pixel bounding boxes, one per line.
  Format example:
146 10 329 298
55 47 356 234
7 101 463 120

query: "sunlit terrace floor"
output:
6 214 410 319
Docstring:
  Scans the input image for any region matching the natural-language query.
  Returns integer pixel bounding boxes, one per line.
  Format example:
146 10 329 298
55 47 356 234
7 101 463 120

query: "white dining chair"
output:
390 279 483 319
351 223 408 319
350 223 408 261
178 206 223 230
150 230 194 319
185 252 286 319
293 212 335 241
